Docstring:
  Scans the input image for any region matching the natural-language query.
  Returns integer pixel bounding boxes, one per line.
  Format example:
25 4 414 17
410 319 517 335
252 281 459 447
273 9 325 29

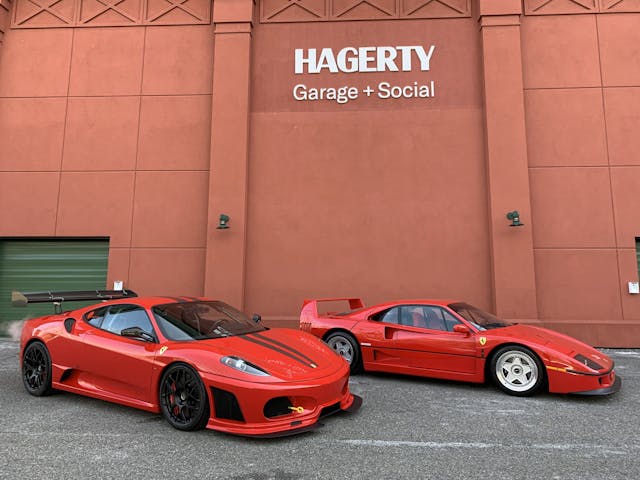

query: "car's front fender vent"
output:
263 397 293 418
211 387 245 422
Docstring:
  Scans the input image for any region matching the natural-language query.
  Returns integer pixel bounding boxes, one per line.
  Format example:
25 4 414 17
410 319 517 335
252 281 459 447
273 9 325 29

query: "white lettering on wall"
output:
336 47 359 73
291 81 436 105
294 45 436 74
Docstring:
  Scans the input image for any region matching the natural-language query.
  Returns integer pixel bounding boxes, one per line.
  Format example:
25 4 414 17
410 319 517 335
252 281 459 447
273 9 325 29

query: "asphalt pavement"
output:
1 339 638 480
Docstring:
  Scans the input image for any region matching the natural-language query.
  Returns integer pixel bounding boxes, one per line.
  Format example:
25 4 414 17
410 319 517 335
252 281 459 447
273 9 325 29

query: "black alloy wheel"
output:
22 342 53 396
159 363 210 431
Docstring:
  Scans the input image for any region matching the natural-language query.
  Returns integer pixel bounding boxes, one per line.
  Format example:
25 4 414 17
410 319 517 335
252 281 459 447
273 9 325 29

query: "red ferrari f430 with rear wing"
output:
16 290 361 437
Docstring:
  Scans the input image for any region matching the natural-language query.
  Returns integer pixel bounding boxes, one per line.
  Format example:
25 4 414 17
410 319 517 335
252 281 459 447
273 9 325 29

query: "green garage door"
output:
0 239 109 335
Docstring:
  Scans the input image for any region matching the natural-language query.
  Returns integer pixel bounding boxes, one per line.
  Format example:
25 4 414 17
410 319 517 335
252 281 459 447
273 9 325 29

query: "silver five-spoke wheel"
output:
327 336 354 363
325 332 362 374
491 346 545 396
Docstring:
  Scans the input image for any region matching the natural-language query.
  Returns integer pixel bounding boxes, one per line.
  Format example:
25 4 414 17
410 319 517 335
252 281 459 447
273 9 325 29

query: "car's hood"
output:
185 328 347 381
493 324 613 371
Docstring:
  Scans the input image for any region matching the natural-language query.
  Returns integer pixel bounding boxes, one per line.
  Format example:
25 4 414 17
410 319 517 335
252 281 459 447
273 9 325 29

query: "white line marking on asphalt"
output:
613 351 640 356
341 440 493 448
488 409 526 415
338 439 635 455
2 431 161 438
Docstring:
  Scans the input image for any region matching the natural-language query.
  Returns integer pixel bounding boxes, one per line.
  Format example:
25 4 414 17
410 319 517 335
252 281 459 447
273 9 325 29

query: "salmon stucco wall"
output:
0 0 11 54
0 14 214 296
244 16 492 322
521 7 640 346
2 0 640 346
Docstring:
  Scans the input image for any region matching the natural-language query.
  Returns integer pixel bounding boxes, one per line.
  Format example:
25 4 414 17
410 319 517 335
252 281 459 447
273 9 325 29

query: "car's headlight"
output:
220 356 270 376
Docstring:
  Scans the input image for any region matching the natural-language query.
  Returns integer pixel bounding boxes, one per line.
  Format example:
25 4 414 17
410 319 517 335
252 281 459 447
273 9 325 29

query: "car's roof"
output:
371 299 462 309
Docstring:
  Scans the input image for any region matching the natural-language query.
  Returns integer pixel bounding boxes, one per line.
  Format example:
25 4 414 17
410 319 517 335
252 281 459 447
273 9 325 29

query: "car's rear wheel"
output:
159 363 210 431
490 345 545 396
326 332 362 374
22 341 53 396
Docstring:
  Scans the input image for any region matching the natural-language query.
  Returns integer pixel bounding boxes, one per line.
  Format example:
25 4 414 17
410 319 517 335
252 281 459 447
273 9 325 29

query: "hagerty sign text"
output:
292 45 436 104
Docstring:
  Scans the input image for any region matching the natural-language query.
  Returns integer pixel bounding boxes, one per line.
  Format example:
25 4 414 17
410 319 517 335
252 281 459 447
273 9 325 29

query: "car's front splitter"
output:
341 393 363 414
238 422 324 438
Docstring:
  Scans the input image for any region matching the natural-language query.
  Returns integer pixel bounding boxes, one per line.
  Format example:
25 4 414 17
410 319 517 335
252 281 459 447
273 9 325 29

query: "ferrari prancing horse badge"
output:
479 337 487 346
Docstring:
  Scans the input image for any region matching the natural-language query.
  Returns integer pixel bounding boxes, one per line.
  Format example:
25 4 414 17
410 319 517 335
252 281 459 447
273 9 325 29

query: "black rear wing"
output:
12 290 138 311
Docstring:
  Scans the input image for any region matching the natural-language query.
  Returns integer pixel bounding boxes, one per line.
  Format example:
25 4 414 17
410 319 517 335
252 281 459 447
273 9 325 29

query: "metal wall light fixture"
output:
506 211 524 227
217 214 230 229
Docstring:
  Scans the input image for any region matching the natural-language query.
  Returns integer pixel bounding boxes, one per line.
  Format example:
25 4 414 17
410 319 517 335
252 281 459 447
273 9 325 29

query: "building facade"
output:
1 0 639 346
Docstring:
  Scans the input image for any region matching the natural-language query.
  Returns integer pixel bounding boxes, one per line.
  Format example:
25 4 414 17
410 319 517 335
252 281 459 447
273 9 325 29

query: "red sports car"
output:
16 290 361 437
300 298 621 397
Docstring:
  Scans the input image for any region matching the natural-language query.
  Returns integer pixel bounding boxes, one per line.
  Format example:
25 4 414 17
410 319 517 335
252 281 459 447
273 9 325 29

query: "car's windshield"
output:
152 301 265 341
448 302 513 331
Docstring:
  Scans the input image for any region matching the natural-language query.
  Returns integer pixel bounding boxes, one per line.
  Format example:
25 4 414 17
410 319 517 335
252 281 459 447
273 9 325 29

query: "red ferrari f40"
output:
300 298 621 397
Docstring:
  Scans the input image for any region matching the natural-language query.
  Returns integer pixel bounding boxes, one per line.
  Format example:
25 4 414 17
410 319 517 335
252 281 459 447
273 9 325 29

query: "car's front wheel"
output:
325 332 362 374
22 341 54 396
159 363 210 431
490 345 545 396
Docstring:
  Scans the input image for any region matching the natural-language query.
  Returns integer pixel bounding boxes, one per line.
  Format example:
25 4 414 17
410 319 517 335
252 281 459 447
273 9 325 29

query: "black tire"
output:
22 341 54 396
325 332 363 374
159 363 210 431
490 345 545 396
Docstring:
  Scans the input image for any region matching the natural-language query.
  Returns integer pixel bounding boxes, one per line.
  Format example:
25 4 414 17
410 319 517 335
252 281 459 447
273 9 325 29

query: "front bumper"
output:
201 366 361 437
571 375 622 396
547 366 621 395
246 394 363 438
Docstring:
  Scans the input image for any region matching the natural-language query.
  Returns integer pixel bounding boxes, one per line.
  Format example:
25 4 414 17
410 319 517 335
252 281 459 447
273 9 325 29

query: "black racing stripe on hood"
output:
251 332 316 365
239 335 313 368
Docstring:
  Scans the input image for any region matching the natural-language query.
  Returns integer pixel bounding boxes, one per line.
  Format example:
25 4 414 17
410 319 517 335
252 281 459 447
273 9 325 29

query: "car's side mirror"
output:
252 314 262 323
121 326 155 342
453 324 471 335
